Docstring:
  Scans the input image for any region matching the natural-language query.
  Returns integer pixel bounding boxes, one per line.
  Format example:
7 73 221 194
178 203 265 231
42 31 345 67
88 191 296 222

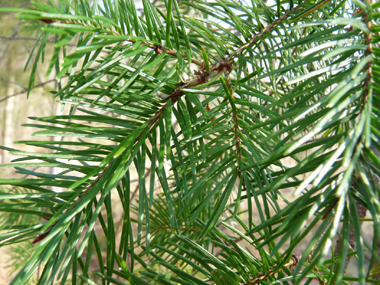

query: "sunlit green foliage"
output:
0 0 379 284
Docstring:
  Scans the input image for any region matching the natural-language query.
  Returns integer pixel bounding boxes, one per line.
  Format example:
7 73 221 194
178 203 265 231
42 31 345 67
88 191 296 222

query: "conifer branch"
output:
79 4 304 204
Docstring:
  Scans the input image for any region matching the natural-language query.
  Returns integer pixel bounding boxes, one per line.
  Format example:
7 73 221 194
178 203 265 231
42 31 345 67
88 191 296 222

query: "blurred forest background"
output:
0 0 63 173
0 1 71 282
0 1 377 284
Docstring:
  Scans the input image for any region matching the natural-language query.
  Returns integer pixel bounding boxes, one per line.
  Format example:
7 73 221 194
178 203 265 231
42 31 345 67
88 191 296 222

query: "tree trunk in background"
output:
2 76 14 164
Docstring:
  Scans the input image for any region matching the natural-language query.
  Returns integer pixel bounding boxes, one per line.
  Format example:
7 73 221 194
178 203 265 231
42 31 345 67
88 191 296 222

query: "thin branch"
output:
151 225 201 233
0 35 78 46
245 254 301 284
0 78 57 104
0 35 47 41
15 31 31 53
214 236 244 258
0 19 22 67
0 76 26 89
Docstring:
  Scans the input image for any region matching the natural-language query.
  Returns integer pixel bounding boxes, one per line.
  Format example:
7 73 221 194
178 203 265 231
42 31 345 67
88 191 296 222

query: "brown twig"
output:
223 66 243 187
151 225 201 234
246 254 301 284
216 6 302 70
